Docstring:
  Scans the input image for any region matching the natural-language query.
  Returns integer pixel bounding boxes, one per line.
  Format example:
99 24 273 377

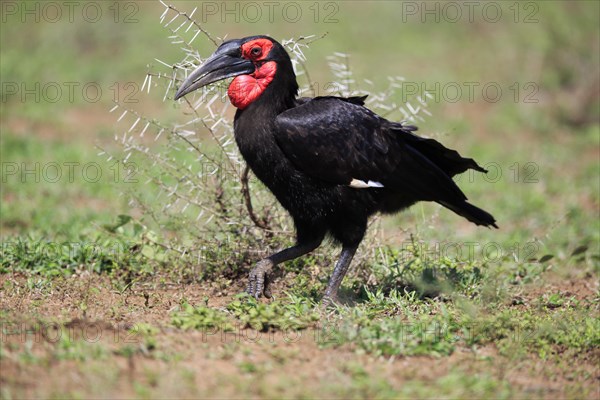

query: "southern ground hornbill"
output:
175 35 497 302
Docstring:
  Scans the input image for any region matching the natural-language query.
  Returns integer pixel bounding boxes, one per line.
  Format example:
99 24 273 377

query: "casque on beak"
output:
174 40 255 100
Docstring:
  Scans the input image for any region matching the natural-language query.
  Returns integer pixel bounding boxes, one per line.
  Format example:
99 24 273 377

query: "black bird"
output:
175 35 497 302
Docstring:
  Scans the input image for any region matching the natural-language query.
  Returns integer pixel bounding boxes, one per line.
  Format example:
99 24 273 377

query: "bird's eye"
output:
251 47 262 56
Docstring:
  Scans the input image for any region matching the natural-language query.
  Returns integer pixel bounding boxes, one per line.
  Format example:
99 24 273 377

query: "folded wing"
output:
274 96 482 205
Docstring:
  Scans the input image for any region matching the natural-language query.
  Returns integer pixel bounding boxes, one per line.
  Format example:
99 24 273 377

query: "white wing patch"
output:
349 179 384 189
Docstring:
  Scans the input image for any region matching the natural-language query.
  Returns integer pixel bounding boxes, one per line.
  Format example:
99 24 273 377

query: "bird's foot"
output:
321 291 340 309
247 259 274 299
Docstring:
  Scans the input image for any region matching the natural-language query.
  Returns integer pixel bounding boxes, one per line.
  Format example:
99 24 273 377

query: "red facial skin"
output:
228 39 277 109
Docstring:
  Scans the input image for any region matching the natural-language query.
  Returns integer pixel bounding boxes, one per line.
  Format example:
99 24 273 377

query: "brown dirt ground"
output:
1 273 598 399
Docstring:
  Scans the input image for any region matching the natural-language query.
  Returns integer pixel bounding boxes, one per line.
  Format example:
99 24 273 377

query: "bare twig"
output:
241 165 271 231
158 1 218 47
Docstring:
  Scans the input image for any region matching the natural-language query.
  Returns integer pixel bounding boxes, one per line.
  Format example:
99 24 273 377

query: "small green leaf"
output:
102 214 133 233
571 245 588 257
141 245 155 259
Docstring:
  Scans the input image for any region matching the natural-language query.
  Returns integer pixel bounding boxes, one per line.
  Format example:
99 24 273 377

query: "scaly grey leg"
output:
323 245 358 304
247 238 322 299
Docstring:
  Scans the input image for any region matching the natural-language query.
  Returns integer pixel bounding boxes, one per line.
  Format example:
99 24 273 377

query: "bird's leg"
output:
323 246 358 304
247 238 322 299
247 259 275 299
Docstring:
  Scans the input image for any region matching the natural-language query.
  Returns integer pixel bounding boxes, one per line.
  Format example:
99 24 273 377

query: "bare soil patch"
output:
1 273 598 398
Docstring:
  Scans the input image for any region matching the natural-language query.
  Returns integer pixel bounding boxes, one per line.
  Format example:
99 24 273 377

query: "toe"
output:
247 272 256 297
263 277 272 298
247 269 263 299
321 295 338 308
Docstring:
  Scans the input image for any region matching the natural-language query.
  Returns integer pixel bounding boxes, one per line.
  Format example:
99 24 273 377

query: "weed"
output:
226 294 320 331
171 302 233 331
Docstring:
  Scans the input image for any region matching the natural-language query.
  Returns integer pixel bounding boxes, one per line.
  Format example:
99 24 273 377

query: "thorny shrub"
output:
104 2 432 283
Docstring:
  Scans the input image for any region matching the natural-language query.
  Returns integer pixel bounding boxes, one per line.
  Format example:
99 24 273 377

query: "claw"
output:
263 281 272 298
246 259 274 299
321 294 339 309
247 274 256 298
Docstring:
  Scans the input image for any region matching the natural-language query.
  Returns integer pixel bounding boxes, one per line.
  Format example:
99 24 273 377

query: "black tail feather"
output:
397 129 487 176
439 201 498 228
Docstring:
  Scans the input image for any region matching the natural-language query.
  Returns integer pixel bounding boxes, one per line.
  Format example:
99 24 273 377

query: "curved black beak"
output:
174 40 255 100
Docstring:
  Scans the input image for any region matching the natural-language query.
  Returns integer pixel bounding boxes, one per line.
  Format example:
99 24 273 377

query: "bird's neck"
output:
232 61 299 185
233 95 294 186
234 103 280 158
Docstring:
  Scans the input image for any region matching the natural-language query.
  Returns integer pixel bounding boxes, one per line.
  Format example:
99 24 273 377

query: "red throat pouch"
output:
228 61 277 109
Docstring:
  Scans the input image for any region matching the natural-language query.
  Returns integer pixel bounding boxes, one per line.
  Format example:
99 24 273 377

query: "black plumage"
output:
175 35 497 302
